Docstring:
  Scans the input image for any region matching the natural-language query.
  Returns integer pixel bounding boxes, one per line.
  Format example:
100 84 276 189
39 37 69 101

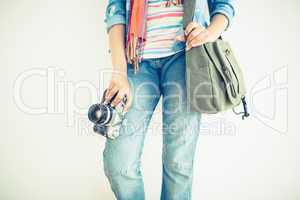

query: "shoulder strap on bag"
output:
183 0 223 40
183 0 196 30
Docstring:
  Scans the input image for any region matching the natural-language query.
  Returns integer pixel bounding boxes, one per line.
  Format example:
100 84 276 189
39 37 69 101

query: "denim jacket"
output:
104 0 235 52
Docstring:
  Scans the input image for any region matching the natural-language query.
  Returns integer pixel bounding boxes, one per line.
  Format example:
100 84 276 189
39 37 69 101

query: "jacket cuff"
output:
210 6 235 31
104 14 126 33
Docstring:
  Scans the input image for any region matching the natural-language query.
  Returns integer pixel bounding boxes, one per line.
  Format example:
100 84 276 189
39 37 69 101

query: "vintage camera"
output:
88 89 127 139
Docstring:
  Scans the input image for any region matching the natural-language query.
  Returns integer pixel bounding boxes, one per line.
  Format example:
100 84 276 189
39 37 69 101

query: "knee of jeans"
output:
103 153 142 180
162 160 194 179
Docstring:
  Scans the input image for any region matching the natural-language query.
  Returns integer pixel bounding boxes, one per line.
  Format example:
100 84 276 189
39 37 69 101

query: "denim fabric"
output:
103 50 201 200
104 0 235 34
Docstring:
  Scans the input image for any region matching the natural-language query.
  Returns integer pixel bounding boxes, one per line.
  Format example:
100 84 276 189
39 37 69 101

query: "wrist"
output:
207 14 228 41
111 56 127 74
206 25 223 42
112 69 127 79
112 62 127 75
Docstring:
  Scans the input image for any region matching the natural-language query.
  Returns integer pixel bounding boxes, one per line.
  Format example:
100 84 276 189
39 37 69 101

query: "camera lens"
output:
88 104 113 125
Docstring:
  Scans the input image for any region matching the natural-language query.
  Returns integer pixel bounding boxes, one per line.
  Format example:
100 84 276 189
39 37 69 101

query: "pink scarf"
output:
126 0 183 73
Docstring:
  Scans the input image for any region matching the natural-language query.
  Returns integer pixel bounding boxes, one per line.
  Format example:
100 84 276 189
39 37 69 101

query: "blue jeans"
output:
103 50 201 200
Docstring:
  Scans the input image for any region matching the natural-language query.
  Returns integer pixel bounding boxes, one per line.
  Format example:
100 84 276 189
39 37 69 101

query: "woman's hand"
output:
105 72 133 112
183 22 220 51
106 24 132 111
176 14 228 51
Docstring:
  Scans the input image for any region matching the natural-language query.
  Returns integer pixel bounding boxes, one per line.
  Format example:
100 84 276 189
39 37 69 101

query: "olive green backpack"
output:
183 0 250 119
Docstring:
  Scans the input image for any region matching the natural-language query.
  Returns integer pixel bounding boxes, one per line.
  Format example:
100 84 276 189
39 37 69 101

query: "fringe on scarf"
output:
126 0 183 74
126 36 145 74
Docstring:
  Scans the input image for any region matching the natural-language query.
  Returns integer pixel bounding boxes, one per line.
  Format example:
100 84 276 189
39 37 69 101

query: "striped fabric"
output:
141 0 184 59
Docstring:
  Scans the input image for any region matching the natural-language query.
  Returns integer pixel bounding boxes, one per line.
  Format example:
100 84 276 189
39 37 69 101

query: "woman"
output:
103 0 235 199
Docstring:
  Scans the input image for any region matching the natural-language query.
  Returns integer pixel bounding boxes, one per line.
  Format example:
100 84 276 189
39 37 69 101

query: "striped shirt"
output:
141 0 184 59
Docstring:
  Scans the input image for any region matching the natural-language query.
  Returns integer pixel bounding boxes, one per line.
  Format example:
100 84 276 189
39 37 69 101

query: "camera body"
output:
88 90 127 139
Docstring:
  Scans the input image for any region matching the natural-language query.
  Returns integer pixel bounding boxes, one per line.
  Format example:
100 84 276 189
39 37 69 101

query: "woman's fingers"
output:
184 22 215 51
186 26 205 43
110 88 132 111
105 74 132 111
111 90 125 107
186 27 205 50
105 86 118 102
186 29 210 50
185 22 199 36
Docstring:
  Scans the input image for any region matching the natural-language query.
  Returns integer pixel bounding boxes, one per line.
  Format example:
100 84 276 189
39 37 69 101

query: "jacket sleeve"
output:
104 0 126 33
207 0 235 30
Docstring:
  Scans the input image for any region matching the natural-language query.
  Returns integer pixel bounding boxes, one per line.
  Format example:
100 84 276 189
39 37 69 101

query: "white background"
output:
0 0 299 199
